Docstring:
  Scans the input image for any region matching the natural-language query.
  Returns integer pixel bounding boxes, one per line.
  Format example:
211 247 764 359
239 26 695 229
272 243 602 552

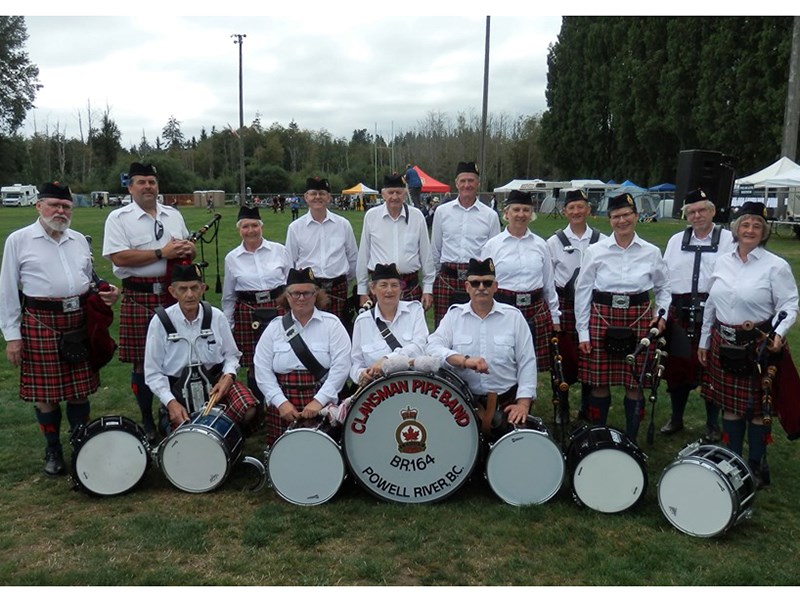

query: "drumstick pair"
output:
202 393 219 417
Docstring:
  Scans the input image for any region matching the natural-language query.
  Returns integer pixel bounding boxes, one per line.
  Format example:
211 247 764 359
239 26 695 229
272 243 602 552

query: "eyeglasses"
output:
154 219 164 240
610 211 636 221
288 290 316 299
42 201 73 211
467 279 495 289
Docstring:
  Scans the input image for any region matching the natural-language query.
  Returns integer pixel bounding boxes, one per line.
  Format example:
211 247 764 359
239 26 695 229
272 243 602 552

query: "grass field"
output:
1 204 799 587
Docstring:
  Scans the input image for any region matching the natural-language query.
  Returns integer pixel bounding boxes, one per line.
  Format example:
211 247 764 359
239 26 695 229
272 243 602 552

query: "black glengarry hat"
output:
287 267 316 286
38 181 72 201
305 177 331 193
171 263 204 283
467 257 495 277
371 263 402 281
456 161 479 177
383 173 405 189
608 192 637 213
237 205 261 221
128 162 158 178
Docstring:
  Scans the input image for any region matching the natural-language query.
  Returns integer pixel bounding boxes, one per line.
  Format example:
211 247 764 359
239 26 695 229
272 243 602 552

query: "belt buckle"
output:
457 268 468 280
285 325 300 342
516 293 532 307
153 282 165 295
62 296 80 313
255 291 271 303
611 294 630 309
719 324 736 343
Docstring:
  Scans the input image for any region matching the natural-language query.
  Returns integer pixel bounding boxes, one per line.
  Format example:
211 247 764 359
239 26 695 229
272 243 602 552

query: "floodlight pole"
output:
232 33 247 206
479 16 490 192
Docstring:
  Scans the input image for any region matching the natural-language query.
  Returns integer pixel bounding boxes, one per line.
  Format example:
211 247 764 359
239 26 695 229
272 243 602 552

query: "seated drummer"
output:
426 257 537 428
350 263 430 385
144 263 257 434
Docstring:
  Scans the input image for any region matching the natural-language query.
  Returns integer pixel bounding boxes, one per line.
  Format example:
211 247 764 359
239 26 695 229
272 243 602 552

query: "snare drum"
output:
267 418 345 506
485 416 566 506
70 415 151 496
658 443 757 537
566 425 648 513
343 370 480 503
158 409 244 493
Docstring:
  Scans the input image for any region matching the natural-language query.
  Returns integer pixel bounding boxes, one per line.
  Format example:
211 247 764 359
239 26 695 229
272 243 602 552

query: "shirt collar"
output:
233 239 269 256
33 219 77 244
375 301 410 323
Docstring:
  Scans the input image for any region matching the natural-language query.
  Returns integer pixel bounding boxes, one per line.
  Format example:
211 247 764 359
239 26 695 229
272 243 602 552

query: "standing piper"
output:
0 182 120 475
103 162 195 441
285 176 358 330
431 161 501 326
546 188 605 420
660 189 734 440
357 172 435 310
574 192 671 441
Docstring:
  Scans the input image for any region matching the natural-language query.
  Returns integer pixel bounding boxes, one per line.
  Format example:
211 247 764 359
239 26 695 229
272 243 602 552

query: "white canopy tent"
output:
736 156 800 187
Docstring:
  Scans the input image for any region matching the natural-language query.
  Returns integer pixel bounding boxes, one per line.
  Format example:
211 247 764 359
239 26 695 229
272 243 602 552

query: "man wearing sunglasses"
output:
427 257 537 429
103 162 195 442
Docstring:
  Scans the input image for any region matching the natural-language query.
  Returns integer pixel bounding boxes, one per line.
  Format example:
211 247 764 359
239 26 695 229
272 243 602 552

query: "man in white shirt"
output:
357 173 434 310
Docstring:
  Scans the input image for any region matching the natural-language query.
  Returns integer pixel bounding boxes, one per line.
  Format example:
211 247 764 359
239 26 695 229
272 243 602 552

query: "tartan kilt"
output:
119 281 174 364
220 381 259 425
701 327 761 417
556 291 580 383
20 307 99 403
663 306 702 390
318 279 351 325
499 290 553 372
400 271 422 303
265 371 320 446
579 301 652 389
233 299 284 367
433 262 469 327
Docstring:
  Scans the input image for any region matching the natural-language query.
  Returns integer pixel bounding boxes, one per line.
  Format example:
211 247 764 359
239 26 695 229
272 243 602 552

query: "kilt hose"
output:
497 289 553 372
265 371 320 447
663 305 703 391
20 306 99 404
233 299 284 368
119 278 175 364
701 326 765 417
433 262 470 327
579 301 653 389
556 289 580 384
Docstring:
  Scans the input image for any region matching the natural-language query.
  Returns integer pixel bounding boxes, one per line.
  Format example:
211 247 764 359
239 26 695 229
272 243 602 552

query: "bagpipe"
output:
626 309 668 445
549 335 570 445
84 235 118 370
749 311 787 428
167 213 223 293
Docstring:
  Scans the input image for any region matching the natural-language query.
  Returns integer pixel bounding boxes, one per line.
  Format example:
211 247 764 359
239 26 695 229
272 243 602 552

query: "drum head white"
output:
486 429 565 506
159 428 229 493
572 448 645 513
658 460 736 537
74 430 149 496
268 428 345 506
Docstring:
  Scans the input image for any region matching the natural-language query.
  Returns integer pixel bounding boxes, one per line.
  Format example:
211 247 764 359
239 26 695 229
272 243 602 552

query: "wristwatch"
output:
154 248 163 260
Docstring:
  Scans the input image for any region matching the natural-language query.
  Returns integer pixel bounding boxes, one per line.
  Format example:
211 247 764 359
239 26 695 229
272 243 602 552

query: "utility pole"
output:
479 16 491 192
781 17 800 162
232 33 247 206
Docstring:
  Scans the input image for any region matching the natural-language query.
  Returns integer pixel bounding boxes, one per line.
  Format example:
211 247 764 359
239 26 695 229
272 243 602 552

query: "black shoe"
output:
703 424 721 444
43 446 65 477
749 459 770 489
660 418 684 435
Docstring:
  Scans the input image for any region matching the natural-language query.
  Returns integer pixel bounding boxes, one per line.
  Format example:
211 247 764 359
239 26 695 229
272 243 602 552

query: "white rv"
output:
1 184 39 207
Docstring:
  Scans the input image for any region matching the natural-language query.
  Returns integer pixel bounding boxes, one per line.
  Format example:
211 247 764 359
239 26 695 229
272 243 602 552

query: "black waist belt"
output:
671 292 709 309
23 293 88 313
123 277 169 294
496 288 543 308
439 263 470 279
314 275 347 288
236 286 285 303
592 290 650 307
714 320 771 345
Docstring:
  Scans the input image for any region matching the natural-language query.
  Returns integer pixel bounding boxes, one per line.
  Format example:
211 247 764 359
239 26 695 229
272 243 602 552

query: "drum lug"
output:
677 440 701 458
242 455 268 492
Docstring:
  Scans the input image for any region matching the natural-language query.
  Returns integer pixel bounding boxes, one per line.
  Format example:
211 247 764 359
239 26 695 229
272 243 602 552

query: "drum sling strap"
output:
556 228 601 294
282 312 329 383
371 307 403 351
680 225 721 338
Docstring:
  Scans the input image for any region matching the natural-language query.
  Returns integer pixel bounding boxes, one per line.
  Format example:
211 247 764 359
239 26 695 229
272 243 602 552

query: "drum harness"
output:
554 228 600 297
679 224 722 339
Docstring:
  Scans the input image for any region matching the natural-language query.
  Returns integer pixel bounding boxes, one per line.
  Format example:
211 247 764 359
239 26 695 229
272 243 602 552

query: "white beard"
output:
40 214 71 232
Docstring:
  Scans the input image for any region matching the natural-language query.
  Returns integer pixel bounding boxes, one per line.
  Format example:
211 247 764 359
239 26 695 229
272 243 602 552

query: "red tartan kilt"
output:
119 287 174 363
663 307 702 390
433 263 468 326
501 292 553 372
220 381 258 425
557 293 580 383
20 307 99 403
579 301 652 389
319 280 350 324
701 328 761 416
400 272 422 303
232 299 284 367
265 371 319 446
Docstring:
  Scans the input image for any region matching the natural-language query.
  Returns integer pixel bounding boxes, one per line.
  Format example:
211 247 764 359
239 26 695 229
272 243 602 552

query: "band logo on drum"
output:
396 406 427 453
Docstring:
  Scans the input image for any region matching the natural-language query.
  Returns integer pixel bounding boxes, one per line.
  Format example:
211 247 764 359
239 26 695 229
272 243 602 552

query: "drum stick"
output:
202 392 219 417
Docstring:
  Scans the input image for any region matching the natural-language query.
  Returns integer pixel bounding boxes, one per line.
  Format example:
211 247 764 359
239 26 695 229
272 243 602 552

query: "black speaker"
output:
673 150 737 222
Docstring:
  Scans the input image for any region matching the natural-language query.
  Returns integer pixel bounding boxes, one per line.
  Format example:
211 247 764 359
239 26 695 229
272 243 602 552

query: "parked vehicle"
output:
1 184 39 207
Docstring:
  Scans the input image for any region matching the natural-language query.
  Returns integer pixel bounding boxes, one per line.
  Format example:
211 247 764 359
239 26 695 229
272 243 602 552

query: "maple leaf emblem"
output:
402 426 420 441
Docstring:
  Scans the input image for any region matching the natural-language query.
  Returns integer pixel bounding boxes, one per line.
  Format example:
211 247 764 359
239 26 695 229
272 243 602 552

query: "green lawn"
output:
1 204 799 586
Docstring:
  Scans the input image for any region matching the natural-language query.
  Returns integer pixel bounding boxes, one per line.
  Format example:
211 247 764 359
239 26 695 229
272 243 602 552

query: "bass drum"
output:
658 443 757 537
485 416 566 506
566 425 648 513
70 415 151 496
343 370 480 503
267 418 345 506
158 408 244 493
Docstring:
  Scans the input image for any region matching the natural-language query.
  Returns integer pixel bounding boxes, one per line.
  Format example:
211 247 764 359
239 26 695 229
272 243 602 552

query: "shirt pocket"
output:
453 334 473 354
130 234 152 248
307 342 331 367
493 334 515 362
362 340 388 364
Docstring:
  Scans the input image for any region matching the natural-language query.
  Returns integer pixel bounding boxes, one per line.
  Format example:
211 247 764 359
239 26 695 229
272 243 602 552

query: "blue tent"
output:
620 180 645 189
649 183 676 192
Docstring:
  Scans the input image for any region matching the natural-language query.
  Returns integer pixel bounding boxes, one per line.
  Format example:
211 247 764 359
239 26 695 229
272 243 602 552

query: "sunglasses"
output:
467 279 495 289
154 219 164 240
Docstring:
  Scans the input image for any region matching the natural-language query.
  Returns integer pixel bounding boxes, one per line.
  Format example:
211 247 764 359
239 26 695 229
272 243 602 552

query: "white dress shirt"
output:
0 221 93 340
253 308 352 408
284 210 358 280
482 229 560 324
426 301 537 399
102 202 190 279
356 203 435 294
663 226 735 294
574 233 671 343
144 303 241 407
546 225 606 288
699 246 799 348
431 198 501 267
350 300 429 382
222 239 291 326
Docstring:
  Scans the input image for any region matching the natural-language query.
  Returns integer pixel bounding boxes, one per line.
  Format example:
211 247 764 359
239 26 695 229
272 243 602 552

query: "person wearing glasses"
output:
103 162 195 442
285 177 358 331
0 182 120 475
426 257 537 429
253 267 352 447
574 192 670 442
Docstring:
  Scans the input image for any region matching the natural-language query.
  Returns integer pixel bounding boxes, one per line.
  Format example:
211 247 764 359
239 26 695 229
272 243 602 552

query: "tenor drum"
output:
267 418 345 506
343 370 480 503
158 409 244 493
70 415 151 496
566 425 648 513
658 443 756 537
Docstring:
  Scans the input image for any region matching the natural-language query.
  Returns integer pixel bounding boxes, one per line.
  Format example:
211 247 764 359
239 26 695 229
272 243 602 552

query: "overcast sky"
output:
19 10 562 149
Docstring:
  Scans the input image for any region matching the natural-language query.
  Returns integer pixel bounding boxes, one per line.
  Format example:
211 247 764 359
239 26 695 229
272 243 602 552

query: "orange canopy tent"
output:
412 166 450 193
